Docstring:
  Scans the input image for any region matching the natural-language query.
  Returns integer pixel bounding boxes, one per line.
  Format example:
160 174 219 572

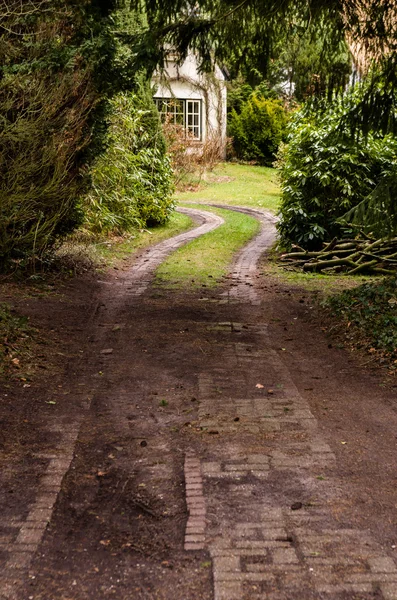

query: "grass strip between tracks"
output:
155 204 260 288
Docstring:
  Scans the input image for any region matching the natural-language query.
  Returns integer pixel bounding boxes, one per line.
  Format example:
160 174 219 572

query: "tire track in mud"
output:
179 203 278 305
0 208 224 600
215 205 278 305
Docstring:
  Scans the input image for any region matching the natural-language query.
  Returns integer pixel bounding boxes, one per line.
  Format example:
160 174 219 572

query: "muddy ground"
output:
1 209 397 600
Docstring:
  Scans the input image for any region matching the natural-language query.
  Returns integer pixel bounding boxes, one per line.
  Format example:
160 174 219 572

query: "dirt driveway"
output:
1 206 397 600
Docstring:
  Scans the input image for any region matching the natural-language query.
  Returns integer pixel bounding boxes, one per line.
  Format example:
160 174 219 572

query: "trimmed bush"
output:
228 92 288 165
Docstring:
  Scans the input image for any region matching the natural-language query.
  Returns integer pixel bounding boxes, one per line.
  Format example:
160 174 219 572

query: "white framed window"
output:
186 100 201 140
154 98 202 140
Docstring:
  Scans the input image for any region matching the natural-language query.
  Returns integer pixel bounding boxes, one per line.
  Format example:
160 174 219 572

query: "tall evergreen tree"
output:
131 0 397 134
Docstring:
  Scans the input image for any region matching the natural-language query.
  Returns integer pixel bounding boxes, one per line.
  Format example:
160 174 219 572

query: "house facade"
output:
153 53 227 157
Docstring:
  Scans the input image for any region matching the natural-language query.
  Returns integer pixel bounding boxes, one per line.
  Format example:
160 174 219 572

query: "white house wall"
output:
153 53 227 156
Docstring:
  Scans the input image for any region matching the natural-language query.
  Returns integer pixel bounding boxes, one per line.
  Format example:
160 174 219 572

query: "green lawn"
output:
155 163 279 288
155 204 260 288
176 163 281 213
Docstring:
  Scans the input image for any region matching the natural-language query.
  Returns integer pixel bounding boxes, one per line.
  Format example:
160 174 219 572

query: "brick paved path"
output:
2 205 397 600
185 206 397 600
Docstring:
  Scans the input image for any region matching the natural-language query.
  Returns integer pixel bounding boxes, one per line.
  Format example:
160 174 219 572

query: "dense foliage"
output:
0 2 95 267
228 91 288 164
1 0 395 271
84 88 174 234
277 87 397 249
270 20 351 101
225 17 351 99
136 0 396 134
0 0 171 269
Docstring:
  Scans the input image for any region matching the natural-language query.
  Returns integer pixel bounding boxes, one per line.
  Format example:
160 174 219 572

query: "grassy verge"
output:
56 211 194 273
176 163 281 212
155 205 260 288
263 256 373 296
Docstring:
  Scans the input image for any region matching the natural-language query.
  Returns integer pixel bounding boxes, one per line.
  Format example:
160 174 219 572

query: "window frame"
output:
154 97 202 141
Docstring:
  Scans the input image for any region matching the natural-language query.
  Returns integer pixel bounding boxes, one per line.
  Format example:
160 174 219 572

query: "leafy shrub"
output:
326 278 397 362
0 69 93 268
0 1 156 271
277 90 397 249
83 88 174 234
343 167 397 239
227 82 256 117
228 92 288 165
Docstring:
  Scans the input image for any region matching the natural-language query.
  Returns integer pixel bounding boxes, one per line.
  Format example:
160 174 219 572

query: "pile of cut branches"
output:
280 237 397 275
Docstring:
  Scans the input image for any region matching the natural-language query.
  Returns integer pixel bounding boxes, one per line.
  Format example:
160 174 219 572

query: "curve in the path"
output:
188 206 397 600
123 207 225 297
198 203 278 305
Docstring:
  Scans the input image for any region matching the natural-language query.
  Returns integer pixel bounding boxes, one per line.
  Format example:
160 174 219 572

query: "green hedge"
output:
228 93 288 165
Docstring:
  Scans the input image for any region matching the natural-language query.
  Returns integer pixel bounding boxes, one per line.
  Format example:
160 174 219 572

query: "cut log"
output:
347 260 378 275
322 237 338 252
303 258 357 272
